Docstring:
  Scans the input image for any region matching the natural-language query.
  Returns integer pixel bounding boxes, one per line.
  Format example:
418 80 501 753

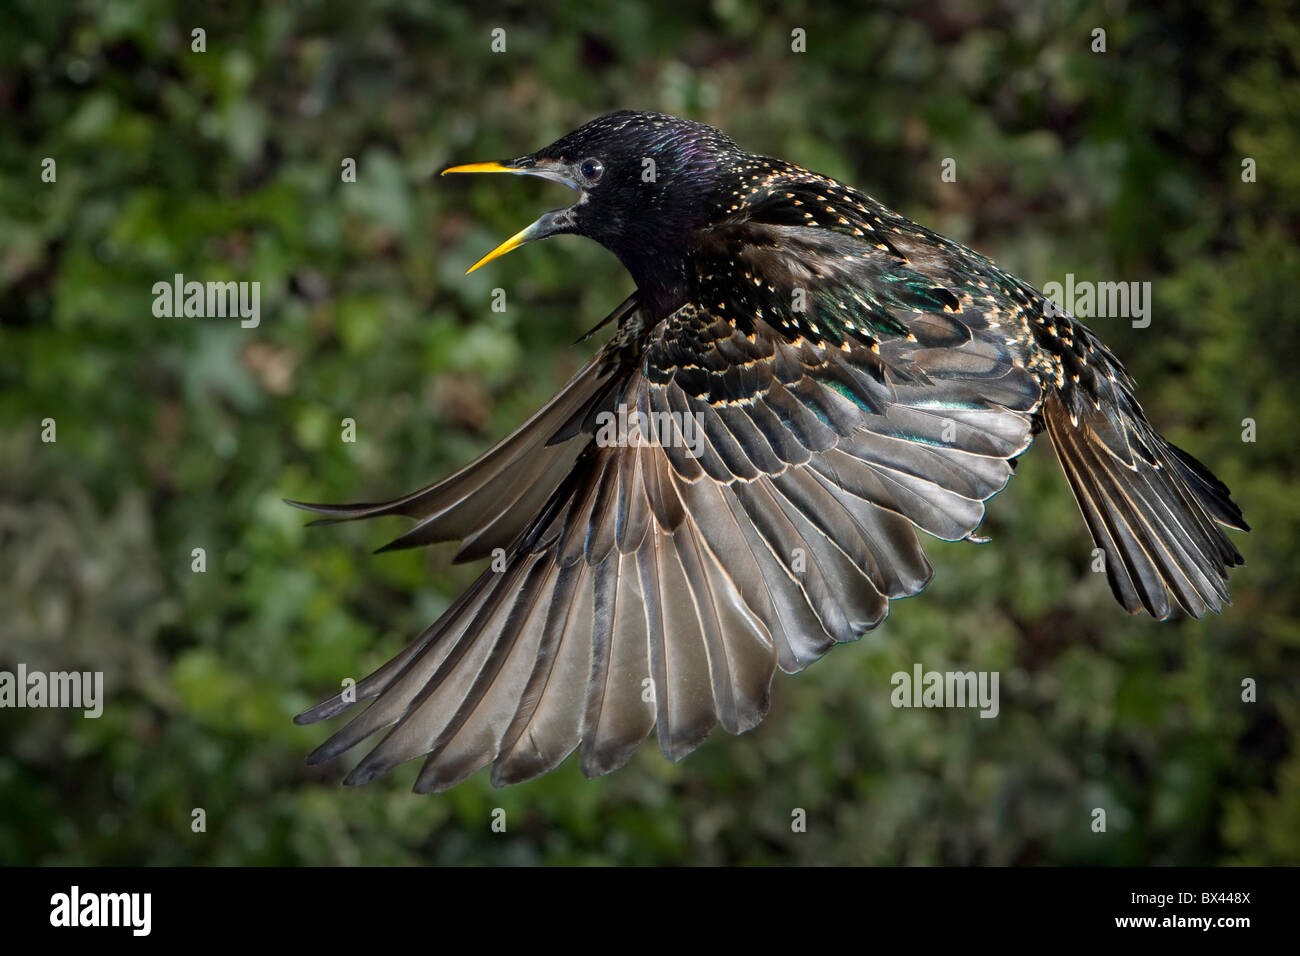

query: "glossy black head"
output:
530 111 746 251
443 111 753 310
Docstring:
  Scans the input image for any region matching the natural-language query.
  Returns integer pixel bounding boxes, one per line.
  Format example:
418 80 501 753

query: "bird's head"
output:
443 111 751 311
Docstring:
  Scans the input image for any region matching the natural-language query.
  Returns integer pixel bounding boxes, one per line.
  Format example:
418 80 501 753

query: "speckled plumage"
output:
292 111 1247 792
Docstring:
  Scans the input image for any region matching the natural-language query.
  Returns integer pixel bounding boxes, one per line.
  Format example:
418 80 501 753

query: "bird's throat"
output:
617 247 693 319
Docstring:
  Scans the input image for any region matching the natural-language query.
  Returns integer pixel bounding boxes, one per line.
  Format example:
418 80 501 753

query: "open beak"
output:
441 158 582 273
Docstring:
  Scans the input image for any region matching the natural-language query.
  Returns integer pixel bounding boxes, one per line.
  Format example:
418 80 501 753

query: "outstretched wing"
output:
293 203 1044 792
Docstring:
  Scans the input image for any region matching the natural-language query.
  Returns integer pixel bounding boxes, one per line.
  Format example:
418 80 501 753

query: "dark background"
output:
2 0 1297 865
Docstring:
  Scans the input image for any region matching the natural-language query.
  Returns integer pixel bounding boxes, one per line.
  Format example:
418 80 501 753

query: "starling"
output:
291 111 1247 792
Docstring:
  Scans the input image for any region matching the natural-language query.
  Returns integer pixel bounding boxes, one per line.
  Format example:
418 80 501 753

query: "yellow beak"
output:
442 159 581 273
440 161 517 176
463 223 535 274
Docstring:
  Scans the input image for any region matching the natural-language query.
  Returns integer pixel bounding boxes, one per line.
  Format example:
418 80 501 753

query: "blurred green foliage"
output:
1 0 1297 865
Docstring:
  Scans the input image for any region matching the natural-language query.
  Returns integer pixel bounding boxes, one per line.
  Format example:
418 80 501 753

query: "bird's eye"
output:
579 158 604 182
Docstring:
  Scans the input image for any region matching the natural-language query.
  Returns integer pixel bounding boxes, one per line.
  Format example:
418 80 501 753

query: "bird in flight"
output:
290 111 1247 793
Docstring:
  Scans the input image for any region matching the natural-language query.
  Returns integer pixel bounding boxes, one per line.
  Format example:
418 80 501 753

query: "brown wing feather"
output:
294 282 1039 789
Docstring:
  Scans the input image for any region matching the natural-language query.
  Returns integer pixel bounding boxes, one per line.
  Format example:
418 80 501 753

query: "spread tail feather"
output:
1042 394 1246 620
